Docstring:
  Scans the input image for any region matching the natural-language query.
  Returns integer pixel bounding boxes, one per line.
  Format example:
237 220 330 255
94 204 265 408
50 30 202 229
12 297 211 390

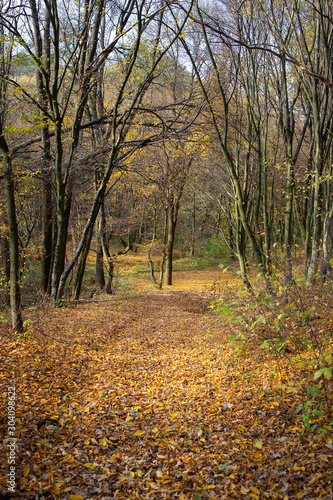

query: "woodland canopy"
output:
1 1 333 498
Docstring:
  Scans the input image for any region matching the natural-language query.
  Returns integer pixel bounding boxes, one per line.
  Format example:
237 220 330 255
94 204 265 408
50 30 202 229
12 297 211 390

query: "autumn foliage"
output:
1 264 333 499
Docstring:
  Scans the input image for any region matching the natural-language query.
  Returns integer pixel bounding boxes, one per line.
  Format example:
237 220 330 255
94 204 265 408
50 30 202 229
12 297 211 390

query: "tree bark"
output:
100 203 113 294
41 173 53 293
164 202 176 286
0 226 10 306
0 130 23 332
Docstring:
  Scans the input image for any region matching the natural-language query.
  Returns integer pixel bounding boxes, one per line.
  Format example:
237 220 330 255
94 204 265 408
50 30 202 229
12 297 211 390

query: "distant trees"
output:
0 0 194 313
1 0 333 326
177 0 333 288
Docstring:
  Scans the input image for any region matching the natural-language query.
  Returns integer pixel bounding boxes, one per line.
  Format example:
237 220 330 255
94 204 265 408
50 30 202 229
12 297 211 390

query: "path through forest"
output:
1 268 332 499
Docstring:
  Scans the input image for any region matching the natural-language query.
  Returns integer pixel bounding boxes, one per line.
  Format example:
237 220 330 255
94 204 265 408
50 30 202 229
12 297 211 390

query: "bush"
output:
203 234 227 257
215 279 333 433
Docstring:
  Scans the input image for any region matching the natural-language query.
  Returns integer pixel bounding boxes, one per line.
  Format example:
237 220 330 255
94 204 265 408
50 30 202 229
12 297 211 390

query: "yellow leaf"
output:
70 496 84 500
99 439 107 446
84 439 90 445
129 471 135 478
308 473 324 485
250 487 260 494
253 439 263 449
134 430 145 436
325 354 332 364
152 427 158 433
241 485 249 494
149 482 159 489
156 470 163 478
23 465 30 477
125 416 132 422
320 456 329 462
203 484 216 490
84 463 96 469
170 412 179 417
296 493 304 499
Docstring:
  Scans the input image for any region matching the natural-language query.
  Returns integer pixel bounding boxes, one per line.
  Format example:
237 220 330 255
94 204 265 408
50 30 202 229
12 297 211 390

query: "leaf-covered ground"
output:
1 268 333 499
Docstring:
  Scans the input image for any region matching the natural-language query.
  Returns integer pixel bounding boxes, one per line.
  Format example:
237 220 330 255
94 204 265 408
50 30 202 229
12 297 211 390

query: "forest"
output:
1 0 333 499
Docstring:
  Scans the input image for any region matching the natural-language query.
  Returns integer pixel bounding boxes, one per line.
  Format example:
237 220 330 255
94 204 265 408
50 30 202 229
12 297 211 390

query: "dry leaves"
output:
0 270 332 499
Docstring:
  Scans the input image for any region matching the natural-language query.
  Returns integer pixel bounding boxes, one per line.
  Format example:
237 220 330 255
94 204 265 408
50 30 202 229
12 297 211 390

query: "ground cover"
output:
1 264 333 499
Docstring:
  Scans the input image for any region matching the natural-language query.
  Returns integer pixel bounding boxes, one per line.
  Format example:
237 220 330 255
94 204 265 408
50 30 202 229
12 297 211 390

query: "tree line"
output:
1 0 333 331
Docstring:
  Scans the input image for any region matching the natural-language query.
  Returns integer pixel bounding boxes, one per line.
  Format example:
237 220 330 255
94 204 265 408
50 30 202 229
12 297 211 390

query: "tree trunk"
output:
147 248 157 284
306 82 325 284
306 167 322 284
159 208 168 289
280 54 294 286
235 203 251 290
191 191 196 256
73 224 94 300
95 200 105 291
30 0 53 294
322 202 333 265
95 235 105 290
100 203 113 294
41 173 53 294
0 131 23 332
0 226 10 306
51 184 72 299
164 203 176 286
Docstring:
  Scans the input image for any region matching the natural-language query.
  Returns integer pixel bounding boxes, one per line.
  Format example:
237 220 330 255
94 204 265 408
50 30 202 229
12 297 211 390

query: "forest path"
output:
1 269 332 499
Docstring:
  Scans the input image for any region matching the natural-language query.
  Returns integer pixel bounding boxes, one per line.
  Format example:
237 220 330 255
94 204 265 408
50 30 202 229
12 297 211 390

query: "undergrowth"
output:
214 273 333 434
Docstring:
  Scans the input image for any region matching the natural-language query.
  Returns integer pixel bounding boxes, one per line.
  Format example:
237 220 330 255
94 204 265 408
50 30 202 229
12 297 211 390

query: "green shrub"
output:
204 234 227 257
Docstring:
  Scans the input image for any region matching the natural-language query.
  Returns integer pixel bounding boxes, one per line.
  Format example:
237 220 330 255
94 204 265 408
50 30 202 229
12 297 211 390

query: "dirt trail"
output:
1 270 332 499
